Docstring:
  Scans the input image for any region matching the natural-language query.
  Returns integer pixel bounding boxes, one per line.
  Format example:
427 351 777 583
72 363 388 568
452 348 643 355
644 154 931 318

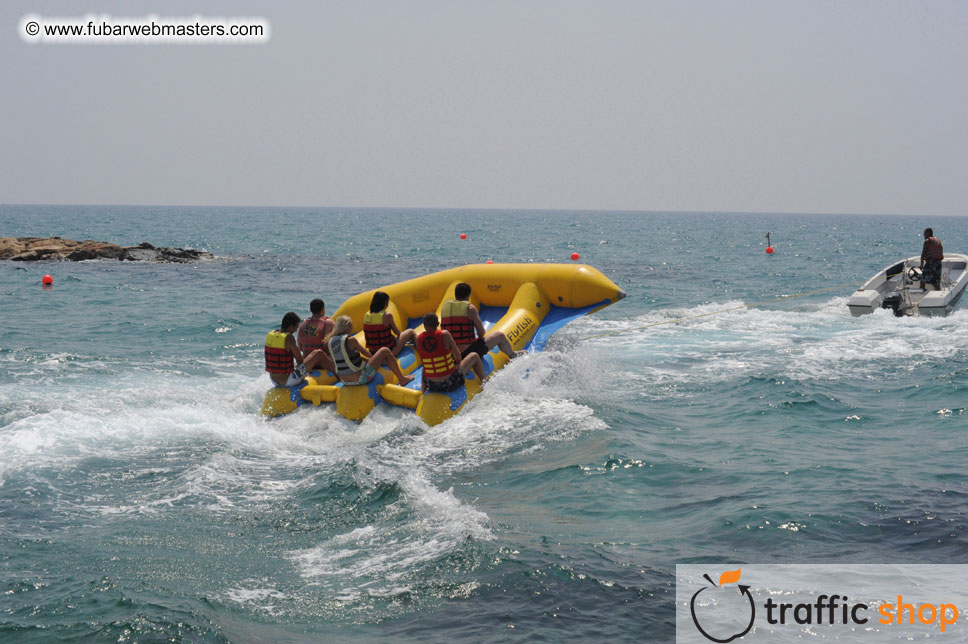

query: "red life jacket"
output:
264 330 294 375
297 315 331 353
363 310 395 350
417 329 457 379
924 237 944 261
440 300 476 345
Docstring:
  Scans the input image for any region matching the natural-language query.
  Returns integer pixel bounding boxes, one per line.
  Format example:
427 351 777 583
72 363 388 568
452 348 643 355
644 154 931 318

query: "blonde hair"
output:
324 315 354 344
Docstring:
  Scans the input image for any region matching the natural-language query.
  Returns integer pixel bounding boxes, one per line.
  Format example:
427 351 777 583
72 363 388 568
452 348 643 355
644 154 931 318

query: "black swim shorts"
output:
425 371 465 393
923 258 942 288
460 338 488 359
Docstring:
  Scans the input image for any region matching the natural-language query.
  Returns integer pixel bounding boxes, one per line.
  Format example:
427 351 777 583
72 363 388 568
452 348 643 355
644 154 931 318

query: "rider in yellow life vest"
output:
441 282 526 361
416 312 484 393
363 291 416 356
265 312 330 387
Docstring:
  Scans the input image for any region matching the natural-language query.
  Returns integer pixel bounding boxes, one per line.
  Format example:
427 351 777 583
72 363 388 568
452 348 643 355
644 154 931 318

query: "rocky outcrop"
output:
0 237 213 263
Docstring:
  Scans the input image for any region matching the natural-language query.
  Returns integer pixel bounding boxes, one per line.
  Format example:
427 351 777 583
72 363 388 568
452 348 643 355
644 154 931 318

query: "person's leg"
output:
270 373 288 387
460 353 485 382
484 331 525 358
304 349 335 374
392 328 416 356
369 347 414 385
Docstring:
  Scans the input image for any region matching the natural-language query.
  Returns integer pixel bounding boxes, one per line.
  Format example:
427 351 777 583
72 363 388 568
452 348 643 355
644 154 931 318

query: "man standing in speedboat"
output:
920 228 944 290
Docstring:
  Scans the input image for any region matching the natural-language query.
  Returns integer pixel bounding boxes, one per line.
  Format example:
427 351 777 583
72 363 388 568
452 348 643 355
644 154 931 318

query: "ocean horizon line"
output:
1 202 961 219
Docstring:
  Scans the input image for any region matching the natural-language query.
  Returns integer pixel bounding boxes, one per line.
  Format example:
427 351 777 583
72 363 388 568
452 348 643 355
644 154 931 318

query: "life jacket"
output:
440 300 476 345
925 237 944 261
297 315 331 353
363 310 395 350
328 334 364 375
264 330 294 375
417 329 457 379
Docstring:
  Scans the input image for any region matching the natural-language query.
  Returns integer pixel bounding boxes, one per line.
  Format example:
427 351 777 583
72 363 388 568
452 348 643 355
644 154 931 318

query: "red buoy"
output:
485 260 494 264
460 233 467 240
766 247 774 254
570 252 580 261
42 274 53 285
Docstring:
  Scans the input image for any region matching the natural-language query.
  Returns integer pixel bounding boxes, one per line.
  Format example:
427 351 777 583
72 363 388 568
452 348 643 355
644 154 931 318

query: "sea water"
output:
1 206 966 642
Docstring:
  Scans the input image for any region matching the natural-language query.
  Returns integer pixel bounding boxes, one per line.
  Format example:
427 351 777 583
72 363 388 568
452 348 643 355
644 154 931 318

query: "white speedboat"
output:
847 254 968 317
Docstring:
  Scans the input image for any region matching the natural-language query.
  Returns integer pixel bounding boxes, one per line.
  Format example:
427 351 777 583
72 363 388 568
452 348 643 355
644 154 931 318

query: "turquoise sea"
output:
1 206 967 643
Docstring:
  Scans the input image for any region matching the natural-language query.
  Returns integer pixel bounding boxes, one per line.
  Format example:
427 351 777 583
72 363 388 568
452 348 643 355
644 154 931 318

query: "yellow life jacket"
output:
363 310 394 349
264 330 293 375
441 300 475 344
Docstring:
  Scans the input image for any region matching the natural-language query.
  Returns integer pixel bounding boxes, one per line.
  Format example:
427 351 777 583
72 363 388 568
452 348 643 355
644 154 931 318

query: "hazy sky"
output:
2 0 966 215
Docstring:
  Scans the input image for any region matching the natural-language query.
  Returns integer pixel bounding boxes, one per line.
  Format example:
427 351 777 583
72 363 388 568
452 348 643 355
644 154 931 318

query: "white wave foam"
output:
570 297 968 386
224 582 288 615
288 468 492 597
1 339 615 599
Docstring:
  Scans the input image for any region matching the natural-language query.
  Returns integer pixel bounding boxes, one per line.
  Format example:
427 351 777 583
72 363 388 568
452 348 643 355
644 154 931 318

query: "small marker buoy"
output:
570 252 580 261
42 274 53 285
485 260 494 264
766 247 774 254
460 233 467 240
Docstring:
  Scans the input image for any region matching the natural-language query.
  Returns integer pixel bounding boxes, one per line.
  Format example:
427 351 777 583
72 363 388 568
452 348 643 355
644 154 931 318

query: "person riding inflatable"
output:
416 312 484 393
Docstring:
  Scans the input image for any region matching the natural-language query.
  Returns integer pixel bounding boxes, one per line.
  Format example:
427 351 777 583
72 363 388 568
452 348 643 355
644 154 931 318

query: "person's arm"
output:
468 305 486 339
443 331 462 364
414 340 428 391
286 334 305 364
386 312 401 337
348 336 372 359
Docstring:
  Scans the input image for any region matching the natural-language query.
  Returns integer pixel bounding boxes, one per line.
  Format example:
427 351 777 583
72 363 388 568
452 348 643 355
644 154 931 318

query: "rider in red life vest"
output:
441 282 526 361
417 312 485 394
297 298 335 373
265 312 331 387
363 291 416 356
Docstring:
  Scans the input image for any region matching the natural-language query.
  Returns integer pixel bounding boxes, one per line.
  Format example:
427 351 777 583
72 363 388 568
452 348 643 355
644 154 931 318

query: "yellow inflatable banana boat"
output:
261 263 625 426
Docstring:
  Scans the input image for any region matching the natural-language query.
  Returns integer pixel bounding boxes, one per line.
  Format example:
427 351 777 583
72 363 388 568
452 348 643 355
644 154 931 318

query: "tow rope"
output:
581 281 865 341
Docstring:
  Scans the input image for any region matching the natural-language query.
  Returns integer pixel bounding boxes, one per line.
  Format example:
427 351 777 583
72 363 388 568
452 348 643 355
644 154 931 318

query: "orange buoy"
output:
570 252 580 261
42 274 53 285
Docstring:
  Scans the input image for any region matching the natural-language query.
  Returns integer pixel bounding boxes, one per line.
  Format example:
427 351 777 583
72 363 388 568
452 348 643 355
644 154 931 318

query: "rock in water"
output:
0 237 213 263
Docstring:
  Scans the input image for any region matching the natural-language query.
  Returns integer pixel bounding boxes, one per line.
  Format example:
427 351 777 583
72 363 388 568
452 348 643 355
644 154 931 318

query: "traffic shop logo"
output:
690 569 755 643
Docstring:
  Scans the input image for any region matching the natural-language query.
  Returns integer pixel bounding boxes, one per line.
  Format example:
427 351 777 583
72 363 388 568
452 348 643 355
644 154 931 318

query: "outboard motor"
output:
881 294 905 317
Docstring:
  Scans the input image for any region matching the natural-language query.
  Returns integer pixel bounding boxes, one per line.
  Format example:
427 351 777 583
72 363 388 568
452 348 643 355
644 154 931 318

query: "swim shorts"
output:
285 364 308 387
353 364 376 386
425 371 465 393
460 338 489 359
923 258 942 288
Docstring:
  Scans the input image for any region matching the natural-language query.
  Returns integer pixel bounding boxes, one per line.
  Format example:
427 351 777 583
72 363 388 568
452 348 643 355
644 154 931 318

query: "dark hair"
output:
281 312 301 330
455 282 471 300
370 291 390 313
310 298 324 315
423 312 439 329
924 228 934 237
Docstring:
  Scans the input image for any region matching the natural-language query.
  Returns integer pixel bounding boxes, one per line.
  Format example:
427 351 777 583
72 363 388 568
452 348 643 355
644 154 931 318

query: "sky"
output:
1 0 966 215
